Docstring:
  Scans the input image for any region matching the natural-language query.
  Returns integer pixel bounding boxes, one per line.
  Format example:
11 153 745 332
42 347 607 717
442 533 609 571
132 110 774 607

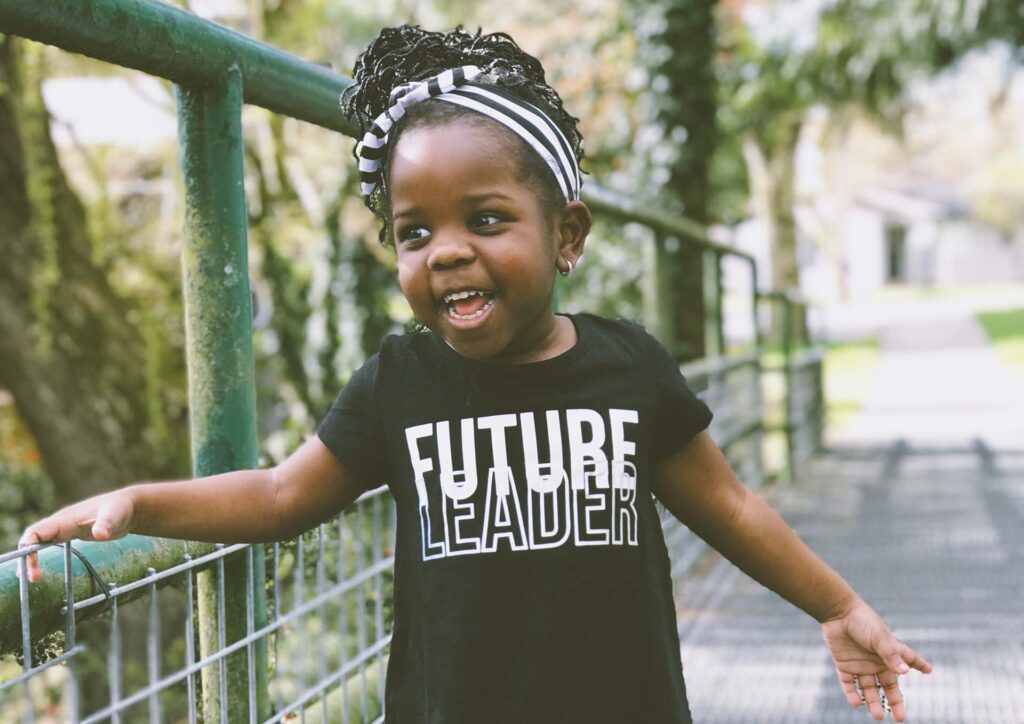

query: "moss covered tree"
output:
631 0 719 360
0 36 189 504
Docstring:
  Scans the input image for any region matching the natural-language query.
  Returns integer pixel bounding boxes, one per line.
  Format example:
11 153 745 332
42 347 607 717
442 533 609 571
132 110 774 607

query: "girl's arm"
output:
654 430 856 620
19 436 362 582
654 430 931 721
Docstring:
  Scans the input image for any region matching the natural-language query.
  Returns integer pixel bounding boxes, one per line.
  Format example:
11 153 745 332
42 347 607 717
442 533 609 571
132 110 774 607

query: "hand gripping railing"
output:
0 0 824 721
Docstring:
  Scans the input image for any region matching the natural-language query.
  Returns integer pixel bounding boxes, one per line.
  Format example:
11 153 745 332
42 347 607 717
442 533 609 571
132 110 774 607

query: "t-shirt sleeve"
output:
316 354 389 491
645 334 714 461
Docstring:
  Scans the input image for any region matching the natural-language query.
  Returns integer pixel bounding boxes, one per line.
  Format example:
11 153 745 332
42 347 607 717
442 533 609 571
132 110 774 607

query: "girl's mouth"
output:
442 289 496 323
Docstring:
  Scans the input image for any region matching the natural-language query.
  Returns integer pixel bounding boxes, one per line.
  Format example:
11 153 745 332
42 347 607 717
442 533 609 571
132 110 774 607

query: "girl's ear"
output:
555 200 592 265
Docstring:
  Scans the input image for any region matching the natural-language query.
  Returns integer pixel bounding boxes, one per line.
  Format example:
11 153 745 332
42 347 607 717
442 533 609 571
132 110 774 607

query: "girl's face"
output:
389 119 586 363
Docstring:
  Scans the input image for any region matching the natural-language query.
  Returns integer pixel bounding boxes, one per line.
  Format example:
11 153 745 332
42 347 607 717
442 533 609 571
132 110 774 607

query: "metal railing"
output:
0 0 825 721
3 488 395 723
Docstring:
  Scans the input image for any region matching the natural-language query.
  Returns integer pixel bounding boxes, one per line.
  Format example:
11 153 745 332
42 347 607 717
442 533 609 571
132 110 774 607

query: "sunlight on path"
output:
839 309 1024 450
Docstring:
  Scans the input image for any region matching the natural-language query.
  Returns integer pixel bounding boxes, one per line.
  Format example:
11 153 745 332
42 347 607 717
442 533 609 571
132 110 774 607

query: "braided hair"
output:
342 25 585 244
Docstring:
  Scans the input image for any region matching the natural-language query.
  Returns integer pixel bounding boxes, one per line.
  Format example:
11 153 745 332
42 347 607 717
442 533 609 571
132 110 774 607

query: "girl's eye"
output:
397 226 430 245
471 213 505 230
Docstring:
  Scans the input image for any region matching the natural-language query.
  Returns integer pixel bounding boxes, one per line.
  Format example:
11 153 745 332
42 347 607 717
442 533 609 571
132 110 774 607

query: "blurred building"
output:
844 184 1024 289
730 187 1024 309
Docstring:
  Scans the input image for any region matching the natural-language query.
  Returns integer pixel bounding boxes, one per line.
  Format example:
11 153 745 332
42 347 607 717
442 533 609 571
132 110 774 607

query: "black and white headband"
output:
355 65 581 203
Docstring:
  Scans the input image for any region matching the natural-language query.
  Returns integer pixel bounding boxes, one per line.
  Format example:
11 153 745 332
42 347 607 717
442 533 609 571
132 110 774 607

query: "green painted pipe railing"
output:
0 537 215 654
177 67 270 719
0 0 357 136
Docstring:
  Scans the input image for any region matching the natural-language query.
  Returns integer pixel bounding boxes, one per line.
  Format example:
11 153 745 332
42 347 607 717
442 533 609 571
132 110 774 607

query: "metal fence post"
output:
748 260 765 487
649 233 678 356
748 261 762 353
702 249 723 358
781 296 796 482
176 66 269 723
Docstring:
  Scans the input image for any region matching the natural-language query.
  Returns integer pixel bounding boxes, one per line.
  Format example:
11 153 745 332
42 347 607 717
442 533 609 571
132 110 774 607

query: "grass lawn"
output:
823 337 879 433
977 307 1024 371
752 337 878 476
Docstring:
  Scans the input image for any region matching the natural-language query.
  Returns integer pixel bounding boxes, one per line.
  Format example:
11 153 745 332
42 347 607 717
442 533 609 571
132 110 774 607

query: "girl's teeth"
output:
444 290 486 303
448 297 494 320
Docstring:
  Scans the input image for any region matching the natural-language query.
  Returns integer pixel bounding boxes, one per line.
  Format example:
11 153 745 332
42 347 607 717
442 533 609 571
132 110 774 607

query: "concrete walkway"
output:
838 303 1024 449
678 298 1024 722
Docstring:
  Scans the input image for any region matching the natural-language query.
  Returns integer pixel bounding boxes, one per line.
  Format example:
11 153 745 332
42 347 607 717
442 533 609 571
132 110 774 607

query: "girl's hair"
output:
341 25 585 244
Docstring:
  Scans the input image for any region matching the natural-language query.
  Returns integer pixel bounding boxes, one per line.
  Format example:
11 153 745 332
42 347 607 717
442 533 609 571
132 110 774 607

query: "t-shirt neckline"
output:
427 313 589 375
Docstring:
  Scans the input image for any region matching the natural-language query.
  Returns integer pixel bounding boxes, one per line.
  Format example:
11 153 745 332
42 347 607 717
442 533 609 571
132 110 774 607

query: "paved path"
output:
678 300 1024 723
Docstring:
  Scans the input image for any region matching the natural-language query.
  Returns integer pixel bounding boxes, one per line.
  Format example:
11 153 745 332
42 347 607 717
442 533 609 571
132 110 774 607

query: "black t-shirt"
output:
318 313 712 723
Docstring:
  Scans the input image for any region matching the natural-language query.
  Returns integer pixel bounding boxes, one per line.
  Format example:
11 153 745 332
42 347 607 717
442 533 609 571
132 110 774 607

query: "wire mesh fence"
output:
661 353 766 586
787 347 826 469
1 486 394 723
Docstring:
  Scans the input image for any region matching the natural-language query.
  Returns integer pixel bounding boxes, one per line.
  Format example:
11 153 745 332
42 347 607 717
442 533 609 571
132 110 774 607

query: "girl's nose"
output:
427 232 476 271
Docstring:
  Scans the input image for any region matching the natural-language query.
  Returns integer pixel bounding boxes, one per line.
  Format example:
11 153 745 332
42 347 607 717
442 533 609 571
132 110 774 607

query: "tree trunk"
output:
638 0 718 361
0 37 186 504
744 122 807 344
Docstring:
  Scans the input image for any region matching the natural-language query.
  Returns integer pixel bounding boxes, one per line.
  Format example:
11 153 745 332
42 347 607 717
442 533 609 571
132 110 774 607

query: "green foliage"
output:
978 307 1024 370
558 216 647 323
626 0 717 219
966 154 1024 234
977 306 1024 345
814 0 1024 123
0 460 54 548
713 0 1024 334
259 230 315 409
231 1 438 458
716 0 1024 203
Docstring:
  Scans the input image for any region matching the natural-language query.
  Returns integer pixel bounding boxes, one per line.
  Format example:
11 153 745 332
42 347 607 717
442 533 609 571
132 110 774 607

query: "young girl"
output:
20 25 930 723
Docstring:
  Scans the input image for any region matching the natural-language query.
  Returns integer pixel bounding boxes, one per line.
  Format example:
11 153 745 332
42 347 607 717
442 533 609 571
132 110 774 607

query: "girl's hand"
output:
17 491 137 583
821 599 932 721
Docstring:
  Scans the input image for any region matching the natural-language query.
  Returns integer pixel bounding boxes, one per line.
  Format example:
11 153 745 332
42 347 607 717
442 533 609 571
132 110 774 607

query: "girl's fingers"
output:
92 498 130 540
838 672 864 708
879 635 933 677
17 510 99 583
859 676 886 720
848 671 914 722
92 507 115 540
875 634 911 675
16 527 48 583
899 644 933 674
877 671 907 722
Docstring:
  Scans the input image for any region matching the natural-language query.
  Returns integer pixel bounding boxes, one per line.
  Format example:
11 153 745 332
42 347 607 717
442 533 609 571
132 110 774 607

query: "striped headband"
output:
355 65 581 203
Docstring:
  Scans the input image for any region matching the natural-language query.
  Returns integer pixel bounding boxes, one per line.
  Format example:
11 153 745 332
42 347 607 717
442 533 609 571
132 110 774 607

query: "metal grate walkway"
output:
677 299 1024 723
679 441 1024 723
